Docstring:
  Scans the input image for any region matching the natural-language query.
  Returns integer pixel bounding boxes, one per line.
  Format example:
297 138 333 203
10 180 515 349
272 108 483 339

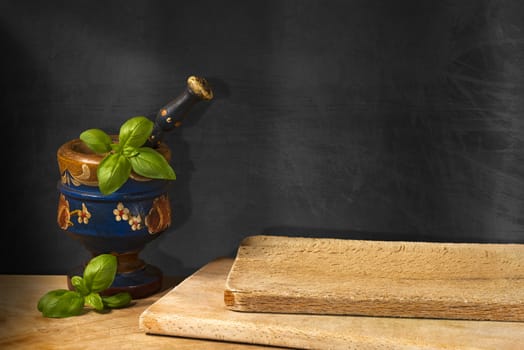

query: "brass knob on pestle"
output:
147 75 213 147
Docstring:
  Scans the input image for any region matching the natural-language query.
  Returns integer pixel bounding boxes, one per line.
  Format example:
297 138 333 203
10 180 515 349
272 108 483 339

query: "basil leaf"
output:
129 147 176 180
71 276 90 296
37 289 68 312
97 153 131 195
123 146 139 158
102 292 132 309
83 254 117 293
80 129 112 154
37 289 84 318
110 143 122 153
85 292 104 311
118 116 153 149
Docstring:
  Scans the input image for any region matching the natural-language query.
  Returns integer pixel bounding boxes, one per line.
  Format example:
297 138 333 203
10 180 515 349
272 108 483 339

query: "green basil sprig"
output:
37 254 132 318
79 116 176 195
37 290 84 318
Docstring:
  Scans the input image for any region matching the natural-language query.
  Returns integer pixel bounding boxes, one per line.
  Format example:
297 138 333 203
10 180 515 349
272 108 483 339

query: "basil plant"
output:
80 116 176 195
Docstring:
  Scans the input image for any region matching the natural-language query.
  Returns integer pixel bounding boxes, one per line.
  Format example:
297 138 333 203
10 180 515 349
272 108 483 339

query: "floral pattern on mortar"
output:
57 194 171 235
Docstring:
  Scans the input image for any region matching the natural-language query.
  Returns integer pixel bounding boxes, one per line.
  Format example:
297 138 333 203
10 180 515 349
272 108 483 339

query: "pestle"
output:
146 75 213 148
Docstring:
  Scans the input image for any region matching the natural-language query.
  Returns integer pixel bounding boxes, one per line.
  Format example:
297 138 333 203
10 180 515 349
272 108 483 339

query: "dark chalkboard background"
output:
2 0 524 276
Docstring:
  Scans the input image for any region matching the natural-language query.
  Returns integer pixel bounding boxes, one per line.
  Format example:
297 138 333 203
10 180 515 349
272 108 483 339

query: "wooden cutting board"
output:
139 258 524 350
224 235 524 321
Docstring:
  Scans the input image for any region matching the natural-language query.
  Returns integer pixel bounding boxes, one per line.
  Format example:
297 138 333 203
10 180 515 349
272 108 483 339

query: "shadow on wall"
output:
165 77 230 232
260 226 495 243
1 21 90 273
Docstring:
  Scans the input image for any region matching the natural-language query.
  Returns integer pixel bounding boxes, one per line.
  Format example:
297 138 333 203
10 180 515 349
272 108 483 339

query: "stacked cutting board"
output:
139 235 524 349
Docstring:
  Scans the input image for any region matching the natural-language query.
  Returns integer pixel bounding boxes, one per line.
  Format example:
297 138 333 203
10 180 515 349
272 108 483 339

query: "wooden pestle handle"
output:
147 76 213 147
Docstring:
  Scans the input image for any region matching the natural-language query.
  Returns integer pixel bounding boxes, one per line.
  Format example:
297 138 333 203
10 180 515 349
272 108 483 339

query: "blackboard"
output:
2 0 524 276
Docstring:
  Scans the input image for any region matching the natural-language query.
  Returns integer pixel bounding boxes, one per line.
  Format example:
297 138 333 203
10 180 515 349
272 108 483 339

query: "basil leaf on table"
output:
37 289 84 318
70 276 90 296
83 254 117 293
102 292 132 309
37 253 133 318
85 293 104 311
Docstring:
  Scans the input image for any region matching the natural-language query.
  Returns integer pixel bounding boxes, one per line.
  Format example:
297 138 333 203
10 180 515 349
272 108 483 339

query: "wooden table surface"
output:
0 274 277 350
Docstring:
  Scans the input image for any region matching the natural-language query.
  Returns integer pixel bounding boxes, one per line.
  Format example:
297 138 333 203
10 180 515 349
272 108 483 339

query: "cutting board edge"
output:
222 289 524 321
224 235 524 321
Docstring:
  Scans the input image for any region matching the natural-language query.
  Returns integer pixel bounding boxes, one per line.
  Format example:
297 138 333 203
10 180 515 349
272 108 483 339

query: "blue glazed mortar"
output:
56 138 172 298
55 75 213 298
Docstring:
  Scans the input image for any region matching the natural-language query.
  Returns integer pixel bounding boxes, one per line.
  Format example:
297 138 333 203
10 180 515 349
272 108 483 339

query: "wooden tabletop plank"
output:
0 274 274 349
140 258 524 350
224 235 524 321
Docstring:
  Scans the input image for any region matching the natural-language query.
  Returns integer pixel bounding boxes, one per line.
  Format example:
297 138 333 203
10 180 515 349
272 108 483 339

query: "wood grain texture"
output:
0 274 271 349
224 235 524 321
139 257 524 350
